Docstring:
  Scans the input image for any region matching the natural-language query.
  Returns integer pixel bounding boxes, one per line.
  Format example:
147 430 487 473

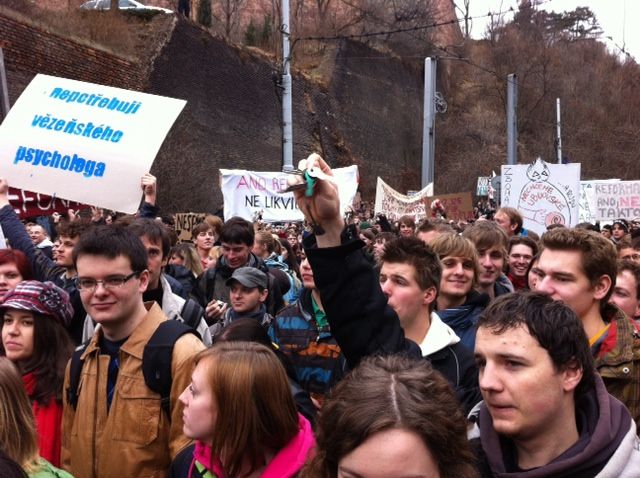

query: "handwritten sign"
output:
174 213 207 242
594 181 640 221
0 74 186 213
7 187 87 219
424 192 474 222
220 166 359 222
476 176 491 196
374 178 433 221
501 159 580 235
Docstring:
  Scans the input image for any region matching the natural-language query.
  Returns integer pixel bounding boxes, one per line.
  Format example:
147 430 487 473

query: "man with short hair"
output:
210 266 272 337
507 235 538 291
192 222 215 270
415 219 455 245
611 219 629 244
29 223 54 258
61 226 205 478
197 217 286 322
610 260 640 321
473 292 639 476
0 179 92 343
617 237 640 263
493 207 523 238
463 221 514 300
532 227 640 430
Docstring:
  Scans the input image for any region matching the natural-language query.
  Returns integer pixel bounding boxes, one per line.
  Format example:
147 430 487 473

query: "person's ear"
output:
259 288 269 303
593 274 612 301
562 359 583 393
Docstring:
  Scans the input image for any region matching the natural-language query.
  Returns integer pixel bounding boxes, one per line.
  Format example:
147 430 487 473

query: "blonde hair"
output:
0 358 40 472
196 342 298 477
430 233 479 285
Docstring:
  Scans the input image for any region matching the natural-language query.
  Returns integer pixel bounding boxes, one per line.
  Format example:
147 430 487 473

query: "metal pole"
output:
556 97 562 164
422 57 436 188
506 74 518 165
281 0 294 172
0 49 11 120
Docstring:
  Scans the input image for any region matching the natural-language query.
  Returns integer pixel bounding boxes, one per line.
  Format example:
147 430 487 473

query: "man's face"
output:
194 229 214 251
56 235 79 269
229 282 267 314
477 246 505 288
140 235 167 290
399 223 414 237
29 225 47 245
508 244 534 279
494 211 515 237
610 270 640 319
76 254 148 328
475 325 580 441
373 239 387 260
611 224 626 240
221 242 252 269
532 249 609 320
299 255 316 290
379 262 434 328
439 256 474 301
619 247 640 264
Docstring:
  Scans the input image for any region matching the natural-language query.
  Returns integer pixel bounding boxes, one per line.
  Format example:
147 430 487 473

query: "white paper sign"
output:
0 74 186 213
220 166 359 222
374 178 433 221
501 159 580 235
579 179 620 223
594 181 640 221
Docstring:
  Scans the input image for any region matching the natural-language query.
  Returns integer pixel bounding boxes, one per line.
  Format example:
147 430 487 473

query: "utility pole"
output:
281 0 294 172
0 49 10 120
421 57 436 189
506 74 518 165
556 97 562 164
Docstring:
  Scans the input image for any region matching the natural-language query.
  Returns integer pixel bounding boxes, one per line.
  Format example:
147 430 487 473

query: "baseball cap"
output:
225 267 268 289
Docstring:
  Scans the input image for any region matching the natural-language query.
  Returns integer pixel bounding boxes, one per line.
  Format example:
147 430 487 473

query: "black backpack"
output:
66 320 199 416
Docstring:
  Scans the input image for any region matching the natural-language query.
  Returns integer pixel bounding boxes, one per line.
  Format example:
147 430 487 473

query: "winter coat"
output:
61 303 205 478
437 290 489 351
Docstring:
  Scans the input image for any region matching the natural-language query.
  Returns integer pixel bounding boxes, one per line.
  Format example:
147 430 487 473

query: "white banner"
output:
594 181 640 221
0 74 186 213
220 166 359 222
374 178 433 221
579 179 620 223
501 159 580 235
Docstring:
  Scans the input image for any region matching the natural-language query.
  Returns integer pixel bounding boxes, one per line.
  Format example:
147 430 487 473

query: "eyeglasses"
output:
76 272 140 292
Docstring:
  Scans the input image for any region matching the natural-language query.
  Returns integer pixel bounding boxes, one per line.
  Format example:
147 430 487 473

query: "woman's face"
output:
338 428 440 478
169 253 185 266
2 309 35 364
0 262 23 296
179 360 217 443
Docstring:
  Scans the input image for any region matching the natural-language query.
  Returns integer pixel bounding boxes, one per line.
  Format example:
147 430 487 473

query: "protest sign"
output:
501 159 580 235
594 181 640 221
7 187 87 219
579 179 620 223
424 192 475 222
374 178 433 221
477 176 491 196
0 74 186 214
174 213 208 242
220 166 359 222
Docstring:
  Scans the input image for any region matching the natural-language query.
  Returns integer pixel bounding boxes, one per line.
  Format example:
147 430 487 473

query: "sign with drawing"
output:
501 159 580 235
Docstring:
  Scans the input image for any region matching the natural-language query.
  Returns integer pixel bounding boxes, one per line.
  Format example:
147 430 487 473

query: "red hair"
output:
0 250 33 280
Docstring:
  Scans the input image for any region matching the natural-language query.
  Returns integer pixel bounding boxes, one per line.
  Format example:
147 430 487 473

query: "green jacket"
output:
30 459 73 478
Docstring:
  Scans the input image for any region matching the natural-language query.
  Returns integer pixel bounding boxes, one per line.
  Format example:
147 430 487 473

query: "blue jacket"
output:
437 290 489 351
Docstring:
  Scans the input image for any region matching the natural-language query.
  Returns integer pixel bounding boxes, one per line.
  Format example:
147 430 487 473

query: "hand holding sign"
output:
141 173 157 205
0 178 10 208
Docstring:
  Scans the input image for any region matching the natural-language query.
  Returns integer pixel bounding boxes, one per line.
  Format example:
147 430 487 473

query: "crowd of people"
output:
0 154 639 478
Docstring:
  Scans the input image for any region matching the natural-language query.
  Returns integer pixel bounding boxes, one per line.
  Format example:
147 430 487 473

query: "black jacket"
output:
304 228 482 414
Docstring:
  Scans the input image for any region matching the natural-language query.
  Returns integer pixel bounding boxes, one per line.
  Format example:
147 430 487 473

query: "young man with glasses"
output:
61 226 204 478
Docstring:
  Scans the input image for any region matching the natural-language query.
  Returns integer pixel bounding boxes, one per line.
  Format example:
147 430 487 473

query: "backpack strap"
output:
66 341 90 410
143 320 199 417
180 298 204 329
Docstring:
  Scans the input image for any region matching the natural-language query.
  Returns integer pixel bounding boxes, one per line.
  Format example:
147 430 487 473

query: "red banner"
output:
7 188 88 219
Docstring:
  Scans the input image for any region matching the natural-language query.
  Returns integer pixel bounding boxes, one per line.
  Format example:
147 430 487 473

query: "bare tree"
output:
216 0 248 39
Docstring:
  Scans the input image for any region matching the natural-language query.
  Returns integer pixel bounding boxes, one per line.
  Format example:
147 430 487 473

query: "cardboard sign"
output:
0 74 186 213
220 166 359 222
374 178 433 221
174 213 207 242
424 192 475 222
501 159 580 235
594 181 640 221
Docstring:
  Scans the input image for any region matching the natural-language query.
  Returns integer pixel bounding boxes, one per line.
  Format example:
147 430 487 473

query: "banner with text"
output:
579 179 620 223
594 181 640 221
374 178 433 221
424 192 475 222
0 74 186 213
501 159 580 235
8 187 87 219
220 166 359 222
174 213 208 242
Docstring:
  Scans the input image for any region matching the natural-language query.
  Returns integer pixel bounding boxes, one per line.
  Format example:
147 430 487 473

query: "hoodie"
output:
474 374 640 478
438 290 490 351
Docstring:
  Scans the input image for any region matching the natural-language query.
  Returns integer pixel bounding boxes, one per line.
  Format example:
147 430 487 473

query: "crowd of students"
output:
0 154 639 477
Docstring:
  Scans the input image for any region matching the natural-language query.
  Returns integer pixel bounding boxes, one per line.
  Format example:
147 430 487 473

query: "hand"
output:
0 178 9 207
205 299 227 322
91 206 104 222
52 212 61 223
141 173 157 205
290 154 344 246
67 209 78 221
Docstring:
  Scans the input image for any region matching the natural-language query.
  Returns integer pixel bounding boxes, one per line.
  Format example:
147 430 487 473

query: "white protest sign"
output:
501 159 580 235
374 178 433 221
594 181 640 221
579 179 620 223
220 166 359 222
0 74 186 213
